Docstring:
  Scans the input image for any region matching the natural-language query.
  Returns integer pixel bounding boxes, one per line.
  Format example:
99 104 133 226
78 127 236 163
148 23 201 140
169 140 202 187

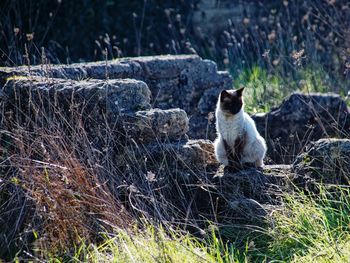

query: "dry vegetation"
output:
0 75 349 262
1 113 132 258
0 0 350 262
0 91 222 260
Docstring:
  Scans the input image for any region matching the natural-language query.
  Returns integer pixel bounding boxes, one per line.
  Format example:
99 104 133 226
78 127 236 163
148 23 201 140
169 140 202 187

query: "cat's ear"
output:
236 87 245 97
220 90 231 101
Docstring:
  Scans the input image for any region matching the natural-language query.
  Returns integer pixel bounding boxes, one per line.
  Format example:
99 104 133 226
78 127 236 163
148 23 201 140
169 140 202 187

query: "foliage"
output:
48 225 245 263
265 186 350 262
233 65 349 113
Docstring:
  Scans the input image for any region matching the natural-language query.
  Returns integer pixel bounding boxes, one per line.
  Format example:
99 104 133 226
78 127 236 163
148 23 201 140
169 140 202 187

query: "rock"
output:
131 108 189 142
0 76 159 150
178 139 218 167
0 55 234 143
2 55 350 239
253 92 350 163
114 150 298 228
0 64 87 81
2 57 349 166
84 60 143 79
0 59 142 81
198 86 220 114
121 148 297 223
211 165 295 202
140 139 217 172
1 77 197 144
0 55 232 117
129 56 232 114
114 137 216 180
130 55 200 79
187 112 216 140
1 77 151 121
293 138 350 185
182 164 297 224
7 55 350 256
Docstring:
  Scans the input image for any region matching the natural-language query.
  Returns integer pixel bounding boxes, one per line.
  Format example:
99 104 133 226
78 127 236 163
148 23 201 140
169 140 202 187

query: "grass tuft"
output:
262 185 350 262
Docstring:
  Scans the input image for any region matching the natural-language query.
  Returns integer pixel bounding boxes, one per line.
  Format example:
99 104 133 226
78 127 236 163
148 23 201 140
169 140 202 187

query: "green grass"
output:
233 66 284 113
265 186 350 262
232 65 349 113
44 225 246 263
30 185 350 263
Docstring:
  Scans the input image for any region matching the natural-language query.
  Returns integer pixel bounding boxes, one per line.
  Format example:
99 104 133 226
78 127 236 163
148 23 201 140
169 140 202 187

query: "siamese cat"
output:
213 87 266 169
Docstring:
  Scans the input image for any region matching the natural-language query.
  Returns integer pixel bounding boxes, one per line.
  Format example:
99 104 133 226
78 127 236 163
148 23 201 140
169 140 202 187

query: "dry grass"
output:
0 1 349 257
0 78 216 259
22 136 129 251
1 125 132 258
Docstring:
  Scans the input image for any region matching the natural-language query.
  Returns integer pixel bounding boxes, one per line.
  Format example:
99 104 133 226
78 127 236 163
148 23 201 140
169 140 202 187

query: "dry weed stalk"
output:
8 127 132 255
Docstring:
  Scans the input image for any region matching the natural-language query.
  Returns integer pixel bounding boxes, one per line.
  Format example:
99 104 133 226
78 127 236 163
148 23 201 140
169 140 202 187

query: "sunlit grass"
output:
233 66 284 113
28 184 350 263
45 225 245 263
262 185 350 262
232 65 349 114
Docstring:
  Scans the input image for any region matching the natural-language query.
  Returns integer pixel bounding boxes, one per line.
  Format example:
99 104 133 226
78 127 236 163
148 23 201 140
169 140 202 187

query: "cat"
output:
213 87 267 169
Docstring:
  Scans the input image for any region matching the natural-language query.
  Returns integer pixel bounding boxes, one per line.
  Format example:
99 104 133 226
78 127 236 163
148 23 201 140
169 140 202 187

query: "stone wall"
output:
1 54 349 165
0 55 232 114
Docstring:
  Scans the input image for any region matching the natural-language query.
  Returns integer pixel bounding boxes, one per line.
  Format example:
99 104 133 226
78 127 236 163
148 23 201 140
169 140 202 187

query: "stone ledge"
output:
128 108 189 142
2 77 152 117
293 138 350 185
0 55 232 114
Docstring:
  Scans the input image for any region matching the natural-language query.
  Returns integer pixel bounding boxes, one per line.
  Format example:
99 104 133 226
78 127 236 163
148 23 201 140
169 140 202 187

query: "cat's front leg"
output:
214 137 229 166
254 158 264 168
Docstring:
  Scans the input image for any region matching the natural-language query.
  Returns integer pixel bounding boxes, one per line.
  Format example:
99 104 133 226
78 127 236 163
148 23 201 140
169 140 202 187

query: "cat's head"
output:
219 87 245 115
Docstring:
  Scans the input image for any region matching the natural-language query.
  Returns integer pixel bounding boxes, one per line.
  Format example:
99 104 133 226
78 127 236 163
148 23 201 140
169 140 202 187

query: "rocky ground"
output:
0 55 349 255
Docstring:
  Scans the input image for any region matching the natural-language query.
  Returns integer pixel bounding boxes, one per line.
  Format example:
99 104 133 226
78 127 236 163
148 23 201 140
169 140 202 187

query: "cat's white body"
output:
214 98 267 167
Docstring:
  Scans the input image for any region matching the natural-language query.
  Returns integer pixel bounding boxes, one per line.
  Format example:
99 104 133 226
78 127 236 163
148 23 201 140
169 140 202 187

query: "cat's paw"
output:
255 159 264 168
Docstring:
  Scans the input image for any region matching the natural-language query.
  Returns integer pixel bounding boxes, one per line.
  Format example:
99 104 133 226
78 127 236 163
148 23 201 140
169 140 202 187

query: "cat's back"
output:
243 112 259 135
243 112 266 150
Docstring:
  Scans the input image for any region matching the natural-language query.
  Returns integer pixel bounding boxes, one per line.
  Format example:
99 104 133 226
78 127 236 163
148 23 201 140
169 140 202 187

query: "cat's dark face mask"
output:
219 87 244 115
